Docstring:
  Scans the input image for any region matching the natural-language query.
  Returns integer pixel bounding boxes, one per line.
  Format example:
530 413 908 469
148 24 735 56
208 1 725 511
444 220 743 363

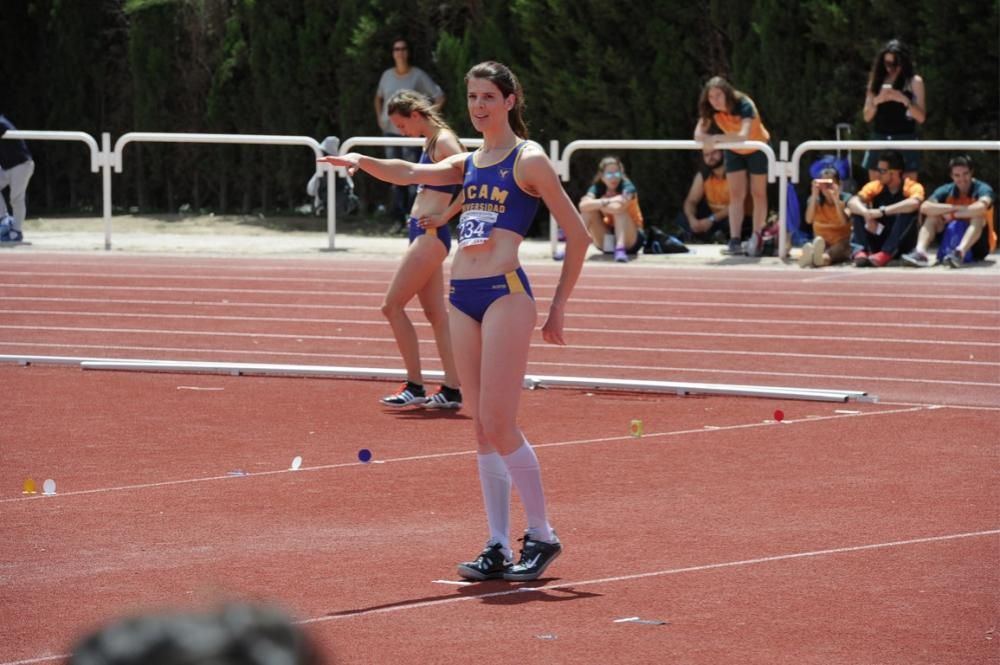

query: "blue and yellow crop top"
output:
417 149 461 195
456 141 540 248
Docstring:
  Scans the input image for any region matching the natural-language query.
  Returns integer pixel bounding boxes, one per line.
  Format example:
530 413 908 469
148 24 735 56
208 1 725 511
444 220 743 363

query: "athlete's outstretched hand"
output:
540 305 566 345
317 153 361 176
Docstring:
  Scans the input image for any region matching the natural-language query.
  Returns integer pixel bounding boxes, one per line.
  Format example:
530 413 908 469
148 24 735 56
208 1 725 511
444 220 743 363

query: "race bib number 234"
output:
457 210 498 248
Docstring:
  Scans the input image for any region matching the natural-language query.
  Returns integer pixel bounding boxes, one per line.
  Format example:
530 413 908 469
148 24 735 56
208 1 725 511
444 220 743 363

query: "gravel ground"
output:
9 213 997 271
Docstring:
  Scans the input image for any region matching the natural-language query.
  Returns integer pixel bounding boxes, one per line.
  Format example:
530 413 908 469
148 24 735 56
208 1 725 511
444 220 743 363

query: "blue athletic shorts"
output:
408 216 452 252
448 267 533 323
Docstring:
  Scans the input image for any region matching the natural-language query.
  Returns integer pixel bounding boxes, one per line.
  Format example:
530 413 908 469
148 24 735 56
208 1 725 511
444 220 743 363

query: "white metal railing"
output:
5 131 998 257
4 130 102 171
558 139 777 181
113 132 328 249
789 140 1000 182
782 140 1000 258
553 139 777 257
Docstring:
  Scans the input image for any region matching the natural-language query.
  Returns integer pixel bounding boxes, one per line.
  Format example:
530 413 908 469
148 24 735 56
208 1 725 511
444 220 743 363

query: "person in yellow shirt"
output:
694 76 770 256
847 151 924 267
800 168 852 267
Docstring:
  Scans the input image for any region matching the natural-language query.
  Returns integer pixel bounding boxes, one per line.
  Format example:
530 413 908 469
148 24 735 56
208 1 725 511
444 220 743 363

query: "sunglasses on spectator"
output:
883 58 898 68
393 46 408 51
876 167 899 174
603 171 622 178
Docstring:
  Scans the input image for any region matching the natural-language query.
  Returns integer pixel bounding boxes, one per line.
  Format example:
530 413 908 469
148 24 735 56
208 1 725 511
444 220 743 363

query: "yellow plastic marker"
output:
22 478 37 494
630 419 644 438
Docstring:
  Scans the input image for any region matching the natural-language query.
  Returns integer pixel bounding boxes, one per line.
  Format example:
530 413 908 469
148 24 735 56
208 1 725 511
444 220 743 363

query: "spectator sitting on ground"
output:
903 155 995 268
675 147 752 244
578 156 645 262
67 603 327 665
847 150 924 267
799 167 852 267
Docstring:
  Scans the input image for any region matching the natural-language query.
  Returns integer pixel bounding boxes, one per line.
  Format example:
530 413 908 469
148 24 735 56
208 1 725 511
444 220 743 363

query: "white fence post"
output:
101 133 112 250
549 139 561 259
325 163 336 251
778 140 790 259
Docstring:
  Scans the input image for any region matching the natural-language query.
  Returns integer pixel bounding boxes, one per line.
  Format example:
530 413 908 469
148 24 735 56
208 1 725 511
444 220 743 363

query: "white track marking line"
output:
2 344 999 389
3 344 1000 392
3 297 997 332
7 528 997 665
6 310 998 349
1 325 997 368
3 255 997 285
0 406 929 505
2 284 998 315
5 270 999 300
302 529 1000 623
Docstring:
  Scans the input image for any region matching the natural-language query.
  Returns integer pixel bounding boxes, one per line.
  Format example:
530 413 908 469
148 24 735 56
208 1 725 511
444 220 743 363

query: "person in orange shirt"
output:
847 150 924 267
904 155 995 268
800 167 852 267
694 76 770 256
677 147 752 244
578 156 644 262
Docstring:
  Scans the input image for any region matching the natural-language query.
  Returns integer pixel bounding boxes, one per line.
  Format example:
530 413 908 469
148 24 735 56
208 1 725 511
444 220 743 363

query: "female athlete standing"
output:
378 90 464 409
319 61 589 581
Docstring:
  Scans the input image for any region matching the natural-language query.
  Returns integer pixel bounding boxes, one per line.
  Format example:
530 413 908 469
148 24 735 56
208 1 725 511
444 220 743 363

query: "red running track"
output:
0 252 997 664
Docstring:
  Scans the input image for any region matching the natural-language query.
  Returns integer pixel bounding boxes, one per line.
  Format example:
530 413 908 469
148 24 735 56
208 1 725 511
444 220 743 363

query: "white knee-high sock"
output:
501 441 554 543
477 452 512 559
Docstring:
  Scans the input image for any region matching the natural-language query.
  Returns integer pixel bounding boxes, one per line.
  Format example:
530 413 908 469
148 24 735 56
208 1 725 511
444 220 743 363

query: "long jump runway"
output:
0 252 997 664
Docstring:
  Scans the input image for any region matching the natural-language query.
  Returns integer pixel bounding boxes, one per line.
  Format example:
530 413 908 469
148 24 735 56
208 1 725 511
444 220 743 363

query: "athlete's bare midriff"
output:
408 187 454 219
451 227 523 279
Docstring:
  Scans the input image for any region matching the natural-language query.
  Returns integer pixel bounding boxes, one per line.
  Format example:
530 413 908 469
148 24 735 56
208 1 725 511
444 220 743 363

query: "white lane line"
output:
302 529 1000 623
0 405 929 505
1 326 996 368
5 310 998 348
3 297 997 332
2 284 997 315
6 528 995 665
3 344 999 390
5 271 999 300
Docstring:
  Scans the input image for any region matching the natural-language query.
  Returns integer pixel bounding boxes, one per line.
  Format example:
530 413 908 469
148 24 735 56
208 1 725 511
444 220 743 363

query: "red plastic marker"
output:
774 409 784 422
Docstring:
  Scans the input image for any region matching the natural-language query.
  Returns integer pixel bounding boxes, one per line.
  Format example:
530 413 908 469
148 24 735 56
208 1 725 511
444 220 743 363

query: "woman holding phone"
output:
861 39 926 183
800 167 852 267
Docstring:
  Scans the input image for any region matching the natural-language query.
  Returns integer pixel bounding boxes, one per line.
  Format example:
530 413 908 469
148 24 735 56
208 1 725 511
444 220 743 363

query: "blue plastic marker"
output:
358 448 373 463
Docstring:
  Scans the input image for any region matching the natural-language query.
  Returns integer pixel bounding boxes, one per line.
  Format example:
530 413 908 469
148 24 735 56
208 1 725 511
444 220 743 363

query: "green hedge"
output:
2 0 996 227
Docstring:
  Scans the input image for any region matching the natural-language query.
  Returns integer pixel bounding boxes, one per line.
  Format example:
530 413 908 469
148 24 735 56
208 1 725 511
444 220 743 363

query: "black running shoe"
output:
423 385 462 410
457 542 511 581
380 381 426 408
503 532 562 581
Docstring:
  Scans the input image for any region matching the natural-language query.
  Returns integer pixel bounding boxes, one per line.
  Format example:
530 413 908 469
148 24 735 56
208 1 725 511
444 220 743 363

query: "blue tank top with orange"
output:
456 141 540 248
